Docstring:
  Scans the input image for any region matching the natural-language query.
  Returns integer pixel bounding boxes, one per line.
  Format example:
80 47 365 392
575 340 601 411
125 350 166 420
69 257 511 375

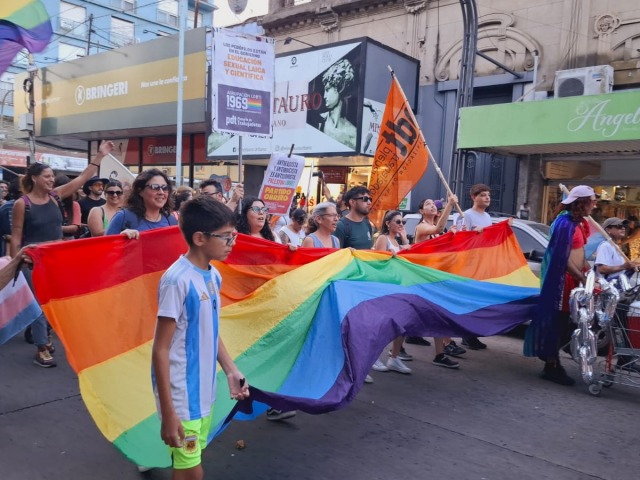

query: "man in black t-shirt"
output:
79 176 108 224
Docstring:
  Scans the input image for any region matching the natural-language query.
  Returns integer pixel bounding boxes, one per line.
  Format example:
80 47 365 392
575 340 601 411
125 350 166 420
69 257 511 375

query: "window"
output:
0 72 15 107
110 0 136 13
157 0 178 26
187 9 204 28
59 1 87 38
58 43 86 62
111 17 135 47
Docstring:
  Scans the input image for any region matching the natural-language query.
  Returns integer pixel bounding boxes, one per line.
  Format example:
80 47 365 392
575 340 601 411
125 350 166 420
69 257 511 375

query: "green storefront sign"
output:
458 90 640 149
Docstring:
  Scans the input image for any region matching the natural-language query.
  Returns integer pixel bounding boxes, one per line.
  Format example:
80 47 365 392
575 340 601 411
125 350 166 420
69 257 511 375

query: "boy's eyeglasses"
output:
106 190 124 196
249 206 269 214
202 190 221 197
145 184 169 192
354 196 372 203
203 231 238 246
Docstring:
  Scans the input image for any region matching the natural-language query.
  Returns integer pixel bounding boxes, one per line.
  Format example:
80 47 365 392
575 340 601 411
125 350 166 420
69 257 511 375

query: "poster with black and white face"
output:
208 42 363 158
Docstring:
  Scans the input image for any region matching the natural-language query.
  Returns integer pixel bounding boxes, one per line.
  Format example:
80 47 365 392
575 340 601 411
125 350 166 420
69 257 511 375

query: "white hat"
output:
561 185 595 205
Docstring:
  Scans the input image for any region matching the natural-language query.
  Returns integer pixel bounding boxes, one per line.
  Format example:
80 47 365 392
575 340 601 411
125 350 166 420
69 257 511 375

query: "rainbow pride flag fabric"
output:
29 221 539 468
0 1 53 75
0 257 42 344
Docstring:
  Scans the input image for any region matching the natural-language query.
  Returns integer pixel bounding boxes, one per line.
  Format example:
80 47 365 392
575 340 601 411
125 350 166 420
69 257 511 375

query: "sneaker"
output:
136 466 153 473
541 363 575 386
387 356 412 374
372 359 389 372
432 354 460 369
405 336 431 346
266 408 297 421
33 350 57 368
388 348 413 361
364 374 374 384
461 337 487 350
444 341 466 358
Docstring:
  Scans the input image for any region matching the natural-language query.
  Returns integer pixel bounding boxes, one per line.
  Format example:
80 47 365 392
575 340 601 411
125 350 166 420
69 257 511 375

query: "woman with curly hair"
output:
318 58 357 149
524 185 597 386
106 169 177 238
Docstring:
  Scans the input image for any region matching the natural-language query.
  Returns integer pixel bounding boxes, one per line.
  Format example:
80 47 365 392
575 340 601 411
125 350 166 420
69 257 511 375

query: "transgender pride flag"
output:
0 1 53 75
0 257 41 344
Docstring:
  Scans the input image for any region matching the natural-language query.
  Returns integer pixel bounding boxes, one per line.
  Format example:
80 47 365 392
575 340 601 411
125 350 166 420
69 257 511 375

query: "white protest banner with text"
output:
258 153 305 215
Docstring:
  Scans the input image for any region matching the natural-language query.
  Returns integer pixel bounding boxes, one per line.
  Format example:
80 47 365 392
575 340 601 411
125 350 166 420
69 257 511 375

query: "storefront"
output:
458 90 640 223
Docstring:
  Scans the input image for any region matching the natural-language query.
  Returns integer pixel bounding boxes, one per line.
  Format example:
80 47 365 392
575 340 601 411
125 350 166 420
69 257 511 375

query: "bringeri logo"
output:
75 85 85 105
74 81 128 106
147 144 176 156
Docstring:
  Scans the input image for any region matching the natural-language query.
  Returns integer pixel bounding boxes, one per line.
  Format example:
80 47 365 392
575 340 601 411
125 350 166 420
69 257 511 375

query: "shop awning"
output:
458 90 640 156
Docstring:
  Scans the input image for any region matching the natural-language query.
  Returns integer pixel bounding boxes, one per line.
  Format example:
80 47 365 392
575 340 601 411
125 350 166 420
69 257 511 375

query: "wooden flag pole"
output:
559 183 631 263
386 66 464 217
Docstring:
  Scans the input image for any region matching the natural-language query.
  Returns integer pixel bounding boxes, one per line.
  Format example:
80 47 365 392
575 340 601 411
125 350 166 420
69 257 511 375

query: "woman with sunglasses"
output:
370 211 412 374
301 202 340 248
236 196 279 242
106 169 177 239
413 195 464 369
88 180 124 237
10 140 115 368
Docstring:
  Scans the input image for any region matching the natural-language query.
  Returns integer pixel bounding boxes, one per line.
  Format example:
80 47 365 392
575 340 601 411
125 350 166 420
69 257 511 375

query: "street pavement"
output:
1 330 639 480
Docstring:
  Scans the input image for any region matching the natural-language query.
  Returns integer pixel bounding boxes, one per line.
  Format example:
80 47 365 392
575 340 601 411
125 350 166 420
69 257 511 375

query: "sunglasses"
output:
203 231 237 246
608 225 626 229
295 217 306 224
393 219 407 225
145 184 169 192
249 206 269 214
106 190 124 196
353 196 373 203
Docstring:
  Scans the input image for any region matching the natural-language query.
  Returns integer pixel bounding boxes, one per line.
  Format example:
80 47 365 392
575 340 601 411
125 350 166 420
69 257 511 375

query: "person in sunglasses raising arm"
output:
106 169 178 238
87 180 125 237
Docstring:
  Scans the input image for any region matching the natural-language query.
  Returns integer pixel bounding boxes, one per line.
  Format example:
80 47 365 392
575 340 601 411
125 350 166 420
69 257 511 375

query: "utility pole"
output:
25 54 37 166
87 14 94 55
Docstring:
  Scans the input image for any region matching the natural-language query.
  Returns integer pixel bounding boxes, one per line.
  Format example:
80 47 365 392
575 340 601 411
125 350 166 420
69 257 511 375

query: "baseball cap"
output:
602 217 629 229
560 185 596 204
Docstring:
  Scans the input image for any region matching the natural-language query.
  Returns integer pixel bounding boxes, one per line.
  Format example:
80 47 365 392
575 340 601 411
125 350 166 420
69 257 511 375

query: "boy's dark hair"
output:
343 186 370 208
200 179 223 193
469 183 491 197
179 196 235 246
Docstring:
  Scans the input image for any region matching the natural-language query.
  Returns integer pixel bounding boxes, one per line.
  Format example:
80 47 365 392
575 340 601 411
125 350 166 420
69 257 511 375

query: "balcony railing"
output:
59 17 88 38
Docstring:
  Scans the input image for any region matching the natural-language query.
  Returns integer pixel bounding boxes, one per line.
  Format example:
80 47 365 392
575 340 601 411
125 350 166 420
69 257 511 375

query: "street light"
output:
283 37 316 48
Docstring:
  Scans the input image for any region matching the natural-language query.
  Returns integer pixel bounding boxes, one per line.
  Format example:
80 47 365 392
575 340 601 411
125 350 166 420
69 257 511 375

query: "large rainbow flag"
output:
29 221 539 468
0 1 53 75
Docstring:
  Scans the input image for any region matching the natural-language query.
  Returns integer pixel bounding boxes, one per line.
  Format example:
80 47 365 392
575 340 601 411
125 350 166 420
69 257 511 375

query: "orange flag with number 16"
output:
368 74 428 228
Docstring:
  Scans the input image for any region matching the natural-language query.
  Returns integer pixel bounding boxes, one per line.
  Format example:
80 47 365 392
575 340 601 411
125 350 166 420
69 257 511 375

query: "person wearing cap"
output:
595 218 639 282
278 208 307 246
524 185 598 386
79 176 109 224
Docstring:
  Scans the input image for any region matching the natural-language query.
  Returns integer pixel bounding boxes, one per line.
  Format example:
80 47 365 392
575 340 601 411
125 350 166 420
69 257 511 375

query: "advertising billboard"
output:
211 28 275 137
207 38 419 160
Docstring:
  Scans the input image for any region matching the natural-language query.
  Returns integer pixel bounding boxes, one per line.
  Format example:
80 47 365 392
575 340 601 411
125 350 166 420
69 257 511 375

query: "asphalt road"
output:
1 331 639 480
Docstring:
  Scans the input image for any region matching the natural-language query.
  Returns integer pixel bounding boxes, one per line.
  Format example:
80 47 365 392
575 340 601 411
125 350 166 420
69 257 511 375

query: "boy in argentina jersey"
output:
151 197 249 479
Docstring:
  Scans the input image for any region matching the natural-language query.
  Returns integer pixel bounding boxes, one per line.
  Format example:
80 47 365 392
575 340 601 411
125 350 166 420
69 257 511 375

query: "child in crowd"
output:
151 196 249 480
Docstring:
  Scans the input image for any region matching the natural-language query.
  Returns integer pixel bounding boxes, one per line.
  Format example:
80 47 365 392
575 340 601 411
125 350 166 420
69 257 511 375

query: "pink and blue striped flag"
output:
0 257 42 344
0 1 53 75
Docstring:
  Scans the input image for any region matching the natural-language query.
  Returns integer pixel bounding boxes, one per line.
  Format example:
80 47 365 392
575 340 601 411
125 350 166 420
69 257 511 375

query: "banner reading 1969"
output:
211 28 275 137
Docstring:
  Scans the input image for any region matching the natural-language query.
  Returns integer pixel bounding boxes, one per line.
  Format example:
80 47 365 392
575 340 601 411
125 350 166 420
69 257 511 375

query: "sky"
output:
213 0 270 27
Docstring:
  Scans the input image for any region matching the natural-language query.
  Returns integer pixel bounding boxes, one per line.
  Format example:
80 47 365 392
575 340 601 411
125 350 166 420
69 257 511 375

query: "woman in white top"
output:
413 195 464 369
279 208 307 246
372 211 412 374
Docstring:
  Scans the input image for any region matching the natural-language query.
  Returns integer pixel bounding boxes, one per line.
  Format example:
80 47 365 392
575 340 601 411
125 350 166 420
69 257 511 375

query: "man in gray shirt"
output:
453 183 493 349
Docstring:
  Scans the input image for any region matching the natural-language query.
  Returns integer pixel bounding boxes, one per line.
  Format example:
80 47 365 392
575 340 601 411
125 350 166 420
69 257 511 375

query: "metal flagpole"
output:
175 0 187 186
237 136 243 212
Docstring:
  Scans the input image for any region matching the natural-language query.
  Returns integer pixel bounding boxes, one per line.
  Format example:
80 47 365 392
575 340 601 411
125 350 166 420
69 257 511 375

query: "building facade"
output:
260 0 640 219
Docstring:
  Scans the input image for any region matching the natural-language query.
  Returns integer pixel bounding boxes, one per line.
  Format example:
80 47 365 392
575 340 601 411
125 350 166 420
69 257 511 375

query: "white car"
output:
402 214 549 277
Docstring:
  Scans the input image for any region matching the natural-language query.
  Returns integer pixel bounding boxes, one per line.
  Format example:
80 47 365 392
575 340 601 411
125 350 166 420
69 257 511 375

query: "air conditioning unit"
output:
59 17 75 31
554 65 614 98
